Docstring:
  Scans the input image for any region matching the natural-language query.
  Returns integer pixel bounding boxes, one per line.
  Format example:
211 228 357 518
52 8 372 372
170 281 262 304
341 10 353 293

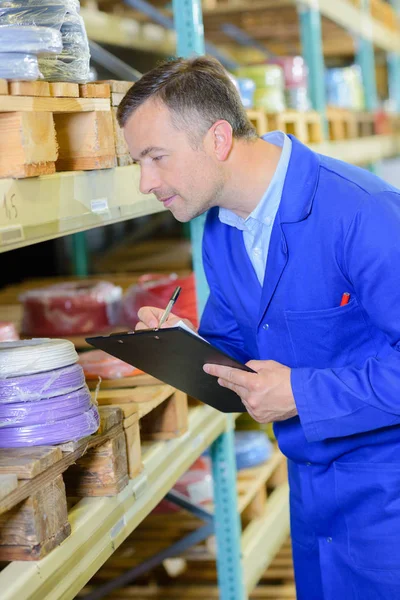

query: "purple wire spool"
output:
0 386 92 428
0 404 100 448
0 363 85 404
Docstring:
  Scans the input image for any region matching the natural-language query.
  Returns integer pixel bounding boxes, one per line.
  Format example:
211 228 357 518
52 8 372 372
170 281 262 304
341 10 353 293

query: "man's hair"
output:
117 55 257 145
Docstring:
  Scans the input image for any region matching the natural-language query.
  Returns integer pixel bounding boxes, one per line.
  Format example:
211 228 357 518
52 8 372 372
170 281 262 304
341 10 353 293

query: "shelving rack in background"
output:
0 1 400 599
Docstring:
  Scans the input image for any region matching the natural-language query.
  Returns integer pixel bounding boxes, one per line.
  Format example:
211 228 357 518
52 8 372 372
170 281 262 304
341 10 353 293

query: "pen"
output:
158 286 182 328
340 292 350 306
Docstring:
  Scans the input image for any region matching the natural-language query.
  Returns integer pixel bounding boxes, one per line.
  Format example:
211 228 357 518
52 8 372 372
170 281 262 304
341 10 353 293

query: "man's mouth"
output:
159 195 177 207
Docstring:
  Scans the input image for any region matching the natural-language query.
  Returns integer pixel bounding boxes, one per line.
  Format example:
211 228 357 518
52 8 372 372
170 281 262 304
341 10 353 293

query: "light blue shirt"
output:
219 131 292 285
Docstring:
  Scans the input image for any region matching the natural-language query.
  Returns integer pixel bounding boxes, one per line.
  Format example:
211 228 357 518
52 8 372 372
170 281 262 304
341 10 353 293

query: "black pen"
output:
157 286 182 328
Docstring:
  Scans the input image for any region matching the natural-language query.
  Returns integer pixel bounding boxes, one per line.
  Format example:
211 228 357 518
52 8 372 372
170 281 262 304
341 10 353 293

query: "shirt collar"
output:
218 131 290 231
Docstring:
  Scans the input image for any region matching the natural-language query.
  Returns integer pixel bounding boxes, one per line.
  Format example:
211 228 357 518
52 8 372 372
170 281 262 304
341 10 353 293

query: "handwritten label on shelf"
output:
3 192 18 222
91 198 109 214
0 225 24 246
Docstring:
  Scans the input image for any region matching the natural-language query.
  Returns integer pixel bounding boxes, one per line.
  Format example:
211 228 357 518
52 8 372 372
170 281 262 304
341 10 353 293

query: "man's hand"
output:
136 306 197 332
203 359 297 423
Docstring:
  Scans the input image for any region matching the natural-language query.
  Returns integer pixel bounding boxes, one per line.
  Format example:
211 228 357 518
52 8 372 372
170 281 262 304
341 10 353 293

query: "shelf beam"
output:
0 406 228 600
242 482 290 594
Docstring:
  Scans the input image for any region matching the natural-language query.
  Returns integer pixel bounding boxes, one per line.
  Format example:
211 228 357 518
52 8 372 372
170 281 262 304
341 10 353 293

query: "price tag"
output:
0 225 24 246
91 198 109 213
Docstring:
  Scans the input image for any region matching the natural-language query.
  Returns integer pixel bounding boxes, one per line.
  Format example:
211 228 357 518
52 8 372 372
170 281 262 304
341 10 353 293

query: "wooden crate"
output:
0 406 128 560
104 80 134 167
0 80 116 178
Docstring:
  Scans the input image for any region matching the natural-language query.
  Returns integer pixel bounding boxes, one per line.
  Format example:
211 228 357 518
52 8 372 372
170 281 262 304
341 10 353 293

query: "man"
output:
118 56 400 599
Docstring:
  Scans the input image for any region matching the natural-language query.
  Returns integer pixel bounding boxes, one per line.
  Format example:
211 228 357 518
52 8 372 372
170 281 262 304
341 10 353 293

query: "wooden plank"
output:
80 83 111 98
9 81 50 97
54 110 116 171
64 432 129 497
0 79 7 95
87 374 162 390
0 447 62 479
124 420 142 479
95 384 175 407
0 475 70 561
0 96 110 113
97 80 133 94
0 420 123 515
140 390 189 441
49 82 79 97
112 106 130 156
0 475 18 500
0 111 58 178
111 92 126 107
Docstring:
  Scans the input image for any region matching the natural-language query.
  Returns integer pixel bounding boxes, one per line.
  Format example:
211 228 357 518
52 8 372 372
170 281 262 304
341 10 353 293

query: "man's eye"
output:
152 156 164 162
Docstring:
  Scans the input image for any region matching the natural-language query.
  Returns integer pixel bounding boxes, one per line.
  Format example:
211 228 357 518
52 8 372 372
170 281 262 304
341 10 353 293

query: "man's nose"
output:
139 167 161 195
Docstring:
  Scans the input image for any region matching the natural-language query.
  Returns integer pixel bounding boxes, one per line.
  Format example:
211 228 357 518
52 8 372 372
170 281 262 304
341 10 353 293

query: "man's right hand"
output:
136 306 197 332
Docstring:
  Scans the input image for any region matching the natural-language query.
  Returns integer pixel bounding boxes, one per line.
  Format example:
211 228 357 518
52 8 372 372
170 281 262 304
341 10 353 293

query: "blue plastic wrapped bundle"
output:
236 77 256 109
0 25 62 54
234 431 273 471
0 52 41 80
0 0 90 82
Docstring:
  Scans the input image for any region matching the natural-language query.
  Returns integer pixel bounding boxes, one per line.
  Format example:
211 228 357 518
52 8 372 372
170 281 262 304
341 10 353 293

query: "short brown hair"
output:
117 55 257 145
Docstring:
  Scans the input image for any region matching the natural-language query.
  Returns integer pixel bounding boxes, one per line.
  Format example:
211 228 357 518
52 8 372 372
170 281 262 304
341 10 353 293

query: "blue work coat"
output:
199 135 400 595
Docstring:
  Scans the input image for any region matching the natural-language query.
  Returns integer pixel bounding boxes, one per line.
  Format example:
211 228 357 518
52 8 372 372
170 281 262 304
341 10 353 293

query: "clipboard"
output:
86 327 253 413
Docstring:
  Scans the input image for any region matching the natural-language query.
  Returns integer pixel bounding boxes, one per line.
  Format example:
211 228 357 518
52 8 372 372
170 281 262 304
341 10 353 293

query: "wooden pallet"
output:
93 384 189 479
0 406 127 560
266 110 323 144
104 80 135 167
326 107 358 140
0 383 188 560
354 111 376 138
0 80 116 178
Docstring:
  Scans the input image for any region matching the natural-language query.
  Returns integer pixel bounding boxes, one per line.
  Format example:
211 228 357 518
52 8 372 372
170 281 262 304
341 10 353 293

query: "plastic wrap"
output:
0 322 19 342
0 403 99 447
0 363 85 403
0 385 92 427
122 273 198 330
20 281 123 337
0 0 90 83
0 26 62 54
234 431 273 470
0 52 41 80
153 457 213 514
0 338 78 379
78 350 143 380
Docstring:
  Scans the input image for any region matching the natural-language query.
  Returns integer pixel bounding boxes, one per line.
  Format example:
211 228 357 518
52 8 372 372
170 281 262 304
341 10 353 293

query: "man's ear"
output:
209 120 233 161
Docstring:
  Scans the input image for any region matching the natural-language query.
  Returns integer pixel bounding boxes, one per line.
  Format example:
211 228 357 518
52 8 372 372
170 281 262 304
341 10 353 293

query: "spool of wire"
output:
0 363 85 403
0 386 92 427
0 404 99 447
0 339 78 379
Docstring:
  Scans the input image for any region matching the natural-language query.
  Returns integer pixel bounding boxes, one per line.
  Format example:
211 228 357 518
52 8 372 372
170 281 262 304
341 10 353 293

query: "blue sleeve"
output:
199 231 249 364
292 191 400 442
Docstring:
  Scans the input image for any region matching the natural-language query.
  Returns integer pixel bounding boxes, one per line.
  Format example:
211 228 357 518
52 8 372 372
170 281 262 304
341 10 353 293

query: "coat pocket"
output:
284 298 377 368
334 461 400 570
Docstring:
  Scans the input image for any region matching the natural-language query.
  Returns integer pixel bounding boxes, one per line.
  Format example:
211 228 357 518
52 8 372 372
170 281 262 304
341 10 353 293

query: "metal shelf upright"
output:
172 1 246 599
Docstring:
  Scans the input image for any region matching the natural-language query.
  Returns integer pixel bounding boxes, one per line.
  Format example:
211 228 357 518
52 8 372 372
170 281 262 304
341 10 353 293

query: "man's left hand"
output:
203 360 297 423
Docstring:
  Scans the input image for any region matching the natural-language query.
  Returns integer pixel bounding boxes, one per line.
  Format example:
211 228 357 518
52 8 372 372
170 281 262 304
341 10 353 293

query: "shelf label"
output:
91 198 109 213
0 225 24 246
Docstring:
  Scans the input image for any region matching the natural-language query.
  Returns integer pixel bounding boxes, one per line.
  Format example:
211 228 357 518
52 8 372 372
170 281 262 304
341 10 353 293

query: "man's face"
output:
123 98 224 222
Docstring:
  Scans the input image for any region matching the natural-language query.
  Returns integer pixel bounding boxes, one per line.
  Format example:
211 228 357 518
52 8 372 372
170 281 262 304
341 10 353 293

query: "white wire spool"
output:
0 339 78 379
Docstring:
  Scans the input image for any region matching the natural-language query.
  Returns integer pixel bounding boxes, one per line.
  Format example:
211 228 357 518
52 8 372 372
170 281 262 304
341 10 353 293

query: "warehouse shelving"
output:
0 165 162 252
0 406 230 600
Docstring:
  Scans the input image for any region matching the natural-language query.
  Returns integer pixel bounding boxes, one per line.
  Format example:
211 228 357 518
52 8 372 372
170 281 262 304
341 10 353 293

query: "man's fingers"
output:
137 307 162 329
203 364 256 388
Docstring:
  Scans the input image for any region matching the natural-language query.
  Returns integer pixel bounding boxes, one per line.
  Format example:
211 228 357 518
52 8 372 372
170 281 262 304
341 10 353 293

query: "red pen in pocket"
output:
340 292 351 306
